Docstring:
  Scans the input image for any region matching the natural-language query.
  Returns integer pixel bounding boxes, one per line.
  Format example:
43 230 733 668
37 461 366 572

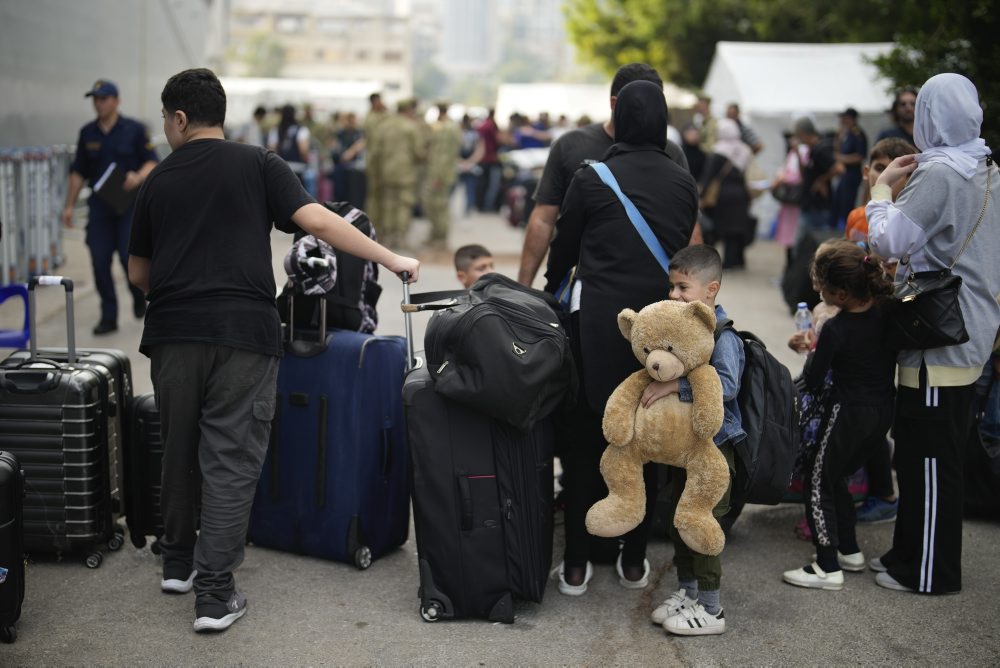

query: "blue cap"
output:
85 79 119 98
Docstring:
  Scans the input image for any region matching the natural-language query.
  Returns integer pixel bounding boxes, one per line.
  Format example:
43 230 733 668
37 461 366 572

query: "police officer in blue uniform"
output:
62 79 159 335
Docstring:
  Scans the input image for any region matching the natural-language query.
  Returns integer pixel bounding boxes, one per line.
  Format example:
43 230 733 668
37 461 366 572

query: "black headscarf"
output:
608 80 668 157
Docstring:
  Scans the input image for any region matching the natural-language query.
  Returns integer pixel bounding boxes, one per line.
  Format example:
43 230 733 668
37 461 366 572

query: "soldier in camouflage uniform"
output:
372 99 427 247
425 103 462 245
362 93 389 231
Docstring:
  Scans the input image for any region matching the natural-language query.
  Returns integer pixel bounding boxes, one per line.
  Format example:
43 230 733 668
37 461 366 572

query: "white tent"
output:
703 42 897 225
494 82 698 126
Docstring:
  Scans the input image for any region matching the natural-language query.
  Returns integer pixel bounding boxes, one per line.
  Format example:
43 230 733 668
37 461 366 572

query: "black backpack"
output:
278 201 382 334
715 319 799 506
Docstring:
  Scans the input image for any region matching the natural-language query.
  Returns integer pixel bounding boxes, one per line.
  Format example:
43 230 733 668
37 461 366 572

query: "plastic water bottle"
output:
794 302 813 354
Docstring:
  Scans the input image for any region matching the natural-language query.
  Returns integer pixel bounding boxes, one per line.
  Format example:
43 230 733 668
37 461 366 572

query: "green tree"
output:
871 0 1000 149
563 0 895 87
237 32 287 78
564 0 998 145
414 60 449 101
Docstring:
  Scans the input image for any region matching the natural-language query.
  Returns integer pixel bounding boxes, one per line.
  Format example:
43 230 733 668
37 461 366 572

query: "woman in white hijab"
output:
700 118 754 268
867 73 1000 595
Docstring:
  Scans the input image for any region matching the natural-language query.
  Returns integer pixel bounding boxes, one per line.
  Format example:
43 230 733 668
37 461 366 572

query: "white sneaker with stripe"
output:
662 602 726 636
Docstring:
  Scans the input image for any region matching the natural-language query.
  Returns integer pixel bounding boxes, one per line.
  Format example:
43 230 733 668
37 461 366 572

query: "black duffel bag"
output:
406 274 577 430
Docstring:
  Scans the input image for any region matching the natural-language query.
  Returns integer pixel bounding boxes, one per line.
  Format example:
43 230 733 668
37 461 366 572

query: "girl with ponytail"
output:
782 239 898 591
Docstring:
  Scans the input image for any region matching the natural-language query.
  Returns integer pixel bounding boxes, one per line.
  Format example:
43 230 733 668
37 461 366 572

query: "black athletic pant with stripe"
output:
805 400 894 561
885 376 975 594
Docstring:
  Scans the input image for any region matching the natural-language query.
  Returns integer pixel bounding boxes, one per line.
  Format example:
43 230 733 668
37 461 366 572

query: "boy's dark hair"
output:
670 244 723 283
454 244 492 272
869 137 918 163
811 239 893 302
610 63 662 98
161 68 226 128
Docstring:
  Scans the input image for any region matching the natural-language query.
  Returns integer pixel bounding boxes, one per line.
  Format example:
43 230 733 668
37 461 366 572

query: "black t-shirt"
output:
804 304 897 406
802 138 836 211
533 122 689 206
129 139 314 357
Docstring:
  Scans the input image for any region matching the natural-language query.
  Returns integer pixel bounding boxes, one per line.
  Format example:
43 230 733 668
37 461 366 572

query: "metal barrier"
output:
0 146 74 285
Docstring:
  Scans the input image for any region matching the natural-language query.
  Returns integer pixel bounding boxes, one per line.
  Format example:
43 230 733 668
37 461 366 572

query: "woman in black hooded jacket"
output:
545 80 699 594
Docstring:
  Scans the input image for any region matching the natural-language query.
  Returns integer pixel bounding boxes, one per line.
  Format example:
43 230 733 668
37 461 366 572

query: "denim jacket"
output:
677 304 746 446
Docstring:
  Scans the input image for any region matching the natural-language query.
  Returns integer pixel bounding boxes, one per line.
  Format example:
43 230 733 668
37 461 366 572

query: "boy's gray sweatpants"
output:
150 343 278 600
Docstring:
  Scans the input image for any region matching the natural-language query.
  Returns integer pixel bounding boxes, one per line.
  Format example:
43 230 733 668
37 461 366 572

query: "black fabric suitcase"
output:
0 277 124 567
0 450 24 643
403 363 554 623
124 393 165 550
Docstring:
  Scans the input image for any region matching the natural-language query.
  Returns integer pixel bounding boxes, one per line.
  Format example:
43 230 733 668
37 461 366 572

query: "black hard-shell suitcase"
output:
0 277 125 567
124 393 165 550
400 279 554 624
1 347 131 526
0 450 24 643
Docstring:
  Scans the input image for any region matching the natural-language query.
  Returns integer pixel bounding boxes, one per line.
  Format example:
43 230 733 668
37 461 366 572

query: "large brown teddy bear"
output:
586 299 731 556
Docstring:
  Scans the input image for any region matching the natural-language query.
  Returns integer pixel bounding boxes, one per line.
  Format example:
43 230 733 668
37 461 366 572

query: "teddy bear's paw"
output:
601 415 633 448
585 497 644 538
676 521 725 557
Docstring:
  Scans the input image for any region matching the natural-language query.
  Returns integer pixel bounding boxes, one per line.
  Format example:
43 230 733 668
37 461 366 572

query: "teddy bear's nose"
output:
652 362 660 372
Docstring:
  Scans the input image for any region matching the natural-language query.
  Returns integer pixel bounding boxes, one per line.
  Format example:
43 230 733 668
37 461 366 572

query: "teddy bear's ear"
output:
617 309 638 340
687 300 717 331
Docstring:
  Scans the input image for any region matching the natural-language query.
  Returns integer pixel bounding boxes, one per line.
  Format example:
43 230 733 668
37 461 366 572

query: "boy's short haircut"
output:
869 137 918 163
670 244 723 283
454 244 492 272
161 68 226 128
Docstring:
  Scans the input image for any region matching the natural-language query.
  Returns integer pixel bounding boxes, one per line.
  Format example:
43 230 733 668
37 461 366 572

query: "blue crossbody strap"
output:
590 161 670 275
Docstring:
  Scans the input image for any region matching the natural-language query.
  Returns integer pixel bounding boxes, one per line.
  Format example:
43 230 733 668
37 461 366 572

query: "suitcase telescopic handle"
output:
27 276 75 364
401 272 416 371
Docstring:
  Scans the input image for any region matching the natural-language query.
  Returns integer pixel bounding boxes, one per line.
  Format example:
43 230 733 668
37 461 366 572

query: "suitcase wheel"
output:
0 625 15 643
150 539 162 555
353 546 372 570
107 531 125 552
85 551 103 569
419 601 443 623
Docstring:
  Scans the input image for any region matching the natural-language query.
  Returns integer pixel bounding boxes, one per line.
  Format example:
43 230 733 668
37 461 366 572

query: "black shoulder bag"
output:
886 156 993 350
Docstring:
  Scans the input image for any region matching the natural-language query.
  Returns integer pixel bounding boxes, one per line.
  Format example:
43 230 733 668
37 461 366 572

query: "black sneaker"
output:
161 562 196 594
193 592 247 632
92 320 118 335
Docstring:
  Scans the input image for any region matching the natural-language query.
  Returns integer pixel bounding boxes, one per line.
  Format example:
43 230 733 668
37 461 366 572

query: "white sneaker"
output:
869 557 888 573
161 569 197 594
651 589 695 625
811 551 866 572
615 553 650 589
662 602 726 636
782 562 844 591
875 572 914 592
555 561 593 596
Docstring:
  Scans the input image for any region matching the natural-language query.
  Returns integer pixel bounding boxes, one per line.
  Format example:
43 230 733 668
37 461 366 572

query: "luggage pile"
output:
0 205 577 641
401 273 576 623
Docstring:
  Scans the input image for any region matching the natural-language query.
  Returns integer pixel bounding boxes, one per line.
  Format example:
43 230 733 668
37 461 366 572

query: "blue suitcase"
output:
248 299 410 569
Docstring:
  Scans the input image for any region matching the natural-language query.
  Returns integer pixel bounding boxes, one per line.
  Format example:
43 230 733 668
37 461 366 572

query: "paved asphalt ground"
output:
2 208 998 666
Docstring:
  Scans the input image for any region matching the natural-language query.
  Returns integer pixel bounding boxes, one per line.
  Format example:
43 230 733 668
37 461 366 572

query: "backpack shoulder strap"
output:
714 317 735 343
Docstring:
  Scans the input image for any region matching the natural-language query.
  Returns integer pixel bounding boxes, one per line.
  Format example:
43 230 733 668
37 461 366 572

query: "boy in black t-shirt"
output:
128 68 419 634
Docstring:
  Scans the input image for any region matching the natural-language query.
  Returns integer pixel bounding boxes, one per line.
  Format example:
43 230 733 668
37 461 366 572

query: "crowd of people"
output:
227 99 594 248
518 63 1000 638
58 57 998 638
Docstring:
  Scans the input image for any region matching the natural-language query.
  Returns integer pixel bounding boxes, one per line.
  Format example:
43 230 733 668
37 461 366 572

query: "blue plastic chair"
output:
0 284 30 348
